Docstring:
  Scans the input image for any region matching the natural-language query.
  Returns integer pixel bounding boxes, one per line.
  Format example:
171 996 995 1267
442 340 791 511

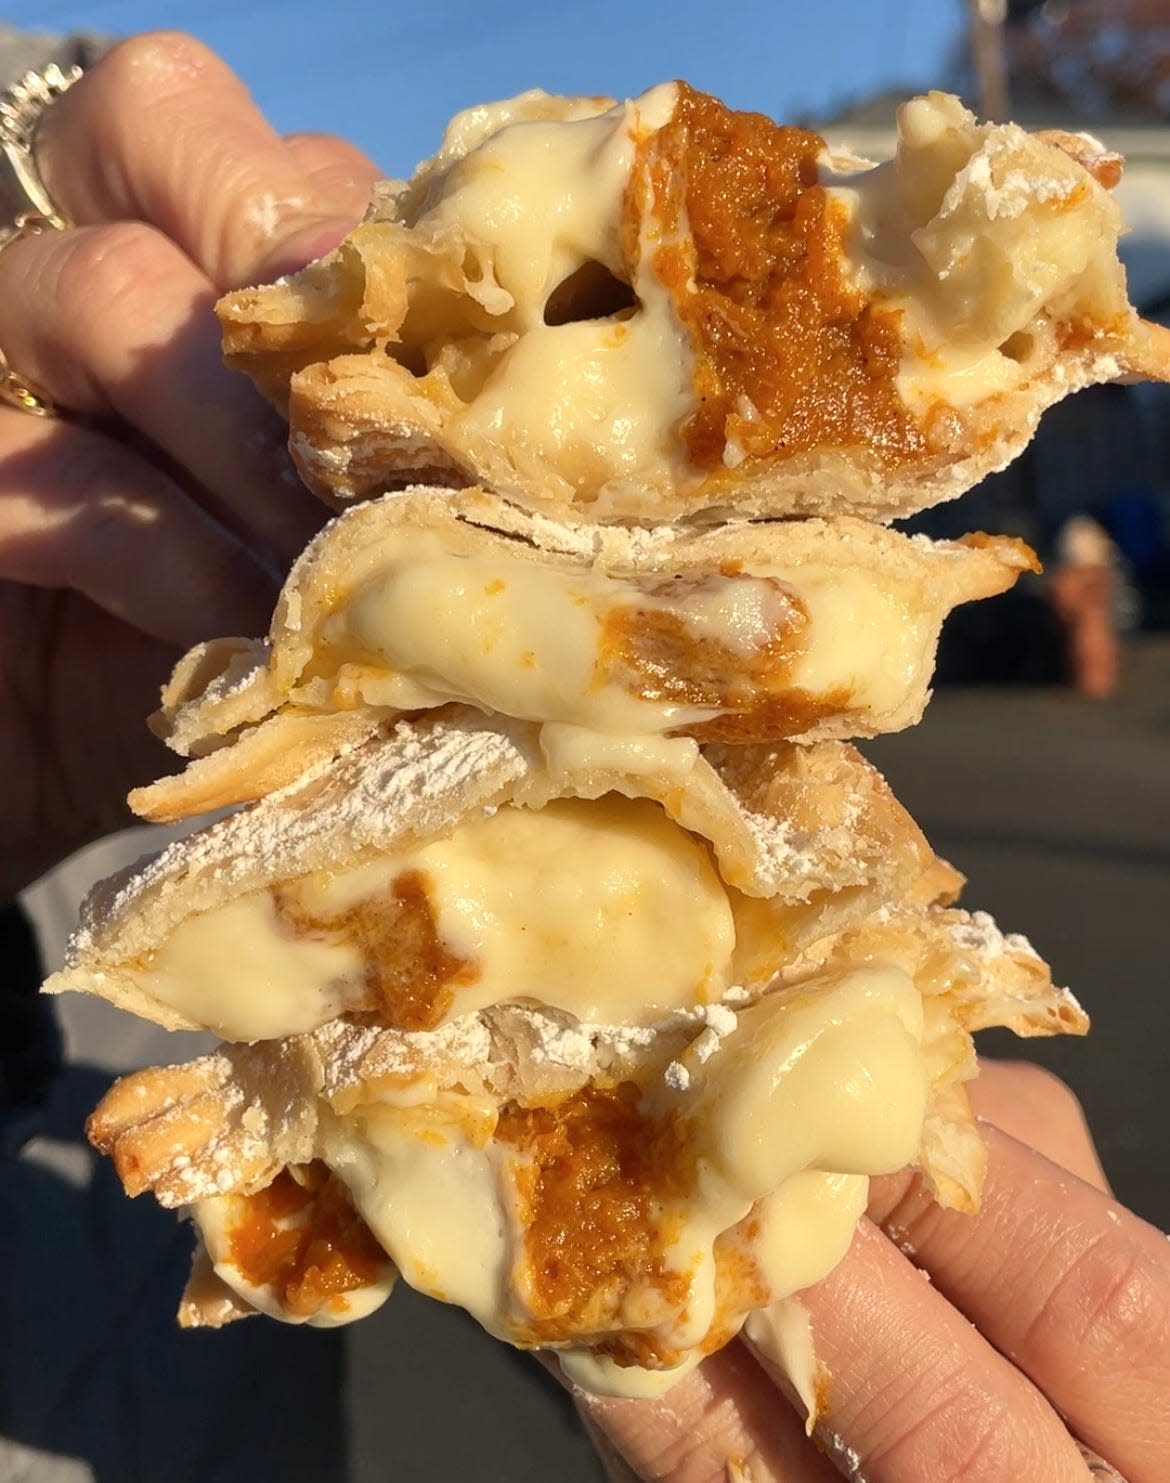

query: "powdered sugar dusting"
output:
66 714 534 961
322 999 742 1096
946 908 1039 963
664 1061 691 1092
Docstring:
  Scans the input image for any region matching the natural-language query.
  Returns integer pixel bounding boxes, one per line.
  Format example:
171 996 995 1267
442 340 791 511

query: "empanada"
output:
220 87 1169 522
86 904 1083 1394
48 711 951 1042
137 485 1033 823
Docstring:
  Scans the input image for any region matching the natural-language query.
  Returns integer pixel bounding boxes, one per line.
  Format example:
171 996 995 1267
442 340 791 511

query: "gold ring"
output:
0 345 55 416
0 62 80 240
0 63 81 416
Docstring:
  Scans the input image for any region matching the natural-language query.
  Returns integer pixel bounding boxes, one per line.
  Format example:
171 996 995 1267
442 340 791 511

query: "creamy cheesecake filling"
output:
124 796 735 1041
393 83 695 499
326 84 1128 499
303 526 934 738
195 964 927 1394
824 92 1130 417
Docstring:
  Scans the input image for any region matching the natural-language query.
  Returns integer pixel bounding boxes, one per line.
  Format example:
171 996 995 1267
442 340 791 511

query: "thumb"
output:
250 135 384 284
248 210 360 286
36 33 378 290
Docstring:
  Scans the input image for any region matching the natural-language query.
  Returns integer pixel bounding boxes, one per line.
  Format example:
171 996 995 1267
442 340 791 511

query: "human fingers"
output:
966 1058 1110 1190
868 1126 1170 1483
0 408 275 645
571 1340 840 1483
575 1409 644 1483
36 32 377 288
747 1219 1089 1482
0 221 327 565
284 131 384 210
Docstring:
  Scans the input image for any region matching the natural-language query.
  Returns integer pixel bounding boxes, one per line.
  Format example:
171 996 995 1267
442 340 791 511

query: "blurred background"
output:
8 3 1170 1480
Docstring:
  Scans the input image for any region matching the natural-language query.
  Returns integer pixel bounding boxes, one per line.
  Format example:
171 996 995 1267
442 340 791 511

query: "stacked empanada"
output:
52 84 1165 1399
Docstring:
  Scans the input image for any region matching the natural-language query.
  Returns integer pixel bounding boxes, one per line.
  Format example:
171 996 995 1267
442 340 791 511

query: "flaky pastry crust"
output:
135 486 1034 802
86 903 1085 1332
48 710 947 1035
218 88 1169 524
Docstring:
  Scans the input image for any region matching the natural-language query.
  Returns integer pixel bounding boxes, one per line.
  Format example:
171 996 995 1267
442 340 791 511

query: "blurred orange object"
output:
1050 516 1122 698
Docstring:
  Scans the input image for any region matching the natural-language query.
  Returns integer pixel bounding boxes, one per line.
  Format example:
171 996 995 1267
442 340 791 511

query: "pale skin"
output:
576 1062 1170 1483
2 34 1167 1482
0 31 381 896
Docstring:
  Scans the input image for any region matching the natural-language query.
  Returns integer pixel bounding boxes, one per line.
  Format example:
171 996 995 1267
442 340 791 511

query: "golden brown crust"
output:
87 1036 321 1204
151 638 279 758
1036 129 1124 190
131 710 382 823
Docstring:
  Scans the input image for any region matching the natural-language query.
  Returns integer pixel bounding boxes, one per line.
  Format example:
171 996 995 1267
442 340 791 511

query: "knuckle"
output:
870 1383 1018 1483
73 34 233 171
52 223 171 343
283 130 332 150
939 1405 1017 1483
1028 1236 1170 1368
1076 1245 1170 1359
47 428 131 516
874 1175 943 1258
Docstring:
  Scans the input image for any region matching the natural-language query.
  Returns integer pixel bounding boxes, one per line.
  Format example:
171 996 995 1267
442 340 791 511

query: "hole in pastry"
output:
999 330 1036 364
544 260 638 326
388 341 428 377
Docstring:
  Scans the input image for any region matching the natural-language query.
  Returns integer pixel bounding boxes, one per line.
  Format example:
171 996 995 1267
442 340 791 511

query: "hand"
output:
0 32 381 896
576 1060 1170 1482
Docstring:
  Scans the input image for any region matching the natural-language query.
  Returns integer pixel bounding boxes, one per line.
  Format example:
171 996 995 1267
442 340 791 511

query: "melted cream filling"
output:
318 1101 512 1324
416 84 677 331
302 964 928 1396
401 84 694 499
629 966 926 1366
538 726 700 784
750 1171 869 1299
692 966 927 1195
786 566 929 715
193 1190 397 1329
824 92 1124 414
128 797 734 1041
126 893 364 1041
316 525 929 732
742 1296 821 1430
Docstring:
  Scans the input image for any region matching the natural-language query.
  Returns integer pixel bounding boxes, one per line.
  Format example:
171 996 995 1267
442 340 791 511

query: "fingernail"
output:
254 212 357 283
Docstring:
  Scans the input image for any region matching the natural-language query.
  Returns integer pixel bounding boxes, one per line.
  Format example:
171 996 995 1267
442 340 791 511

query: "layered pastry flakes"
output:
220 86 1169 522
54 81 1160 1403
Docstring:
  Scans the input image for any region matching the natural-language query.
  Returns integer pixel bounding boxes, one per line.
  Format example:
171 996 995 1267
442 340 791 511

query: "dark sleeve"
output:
0 901 61 1118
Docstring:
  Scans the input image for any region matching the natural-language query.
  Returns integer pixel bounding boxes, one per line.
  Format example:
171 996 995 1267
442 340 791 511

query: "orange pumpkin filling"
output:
275 869 478 1031
228 1163 387 1318
629 82 929 473
497 1084 696 1354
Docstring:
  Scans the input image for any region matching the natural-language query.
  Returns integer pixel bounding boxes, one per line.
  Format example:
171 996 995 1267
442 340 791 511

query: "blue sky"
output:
31 0 963 174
